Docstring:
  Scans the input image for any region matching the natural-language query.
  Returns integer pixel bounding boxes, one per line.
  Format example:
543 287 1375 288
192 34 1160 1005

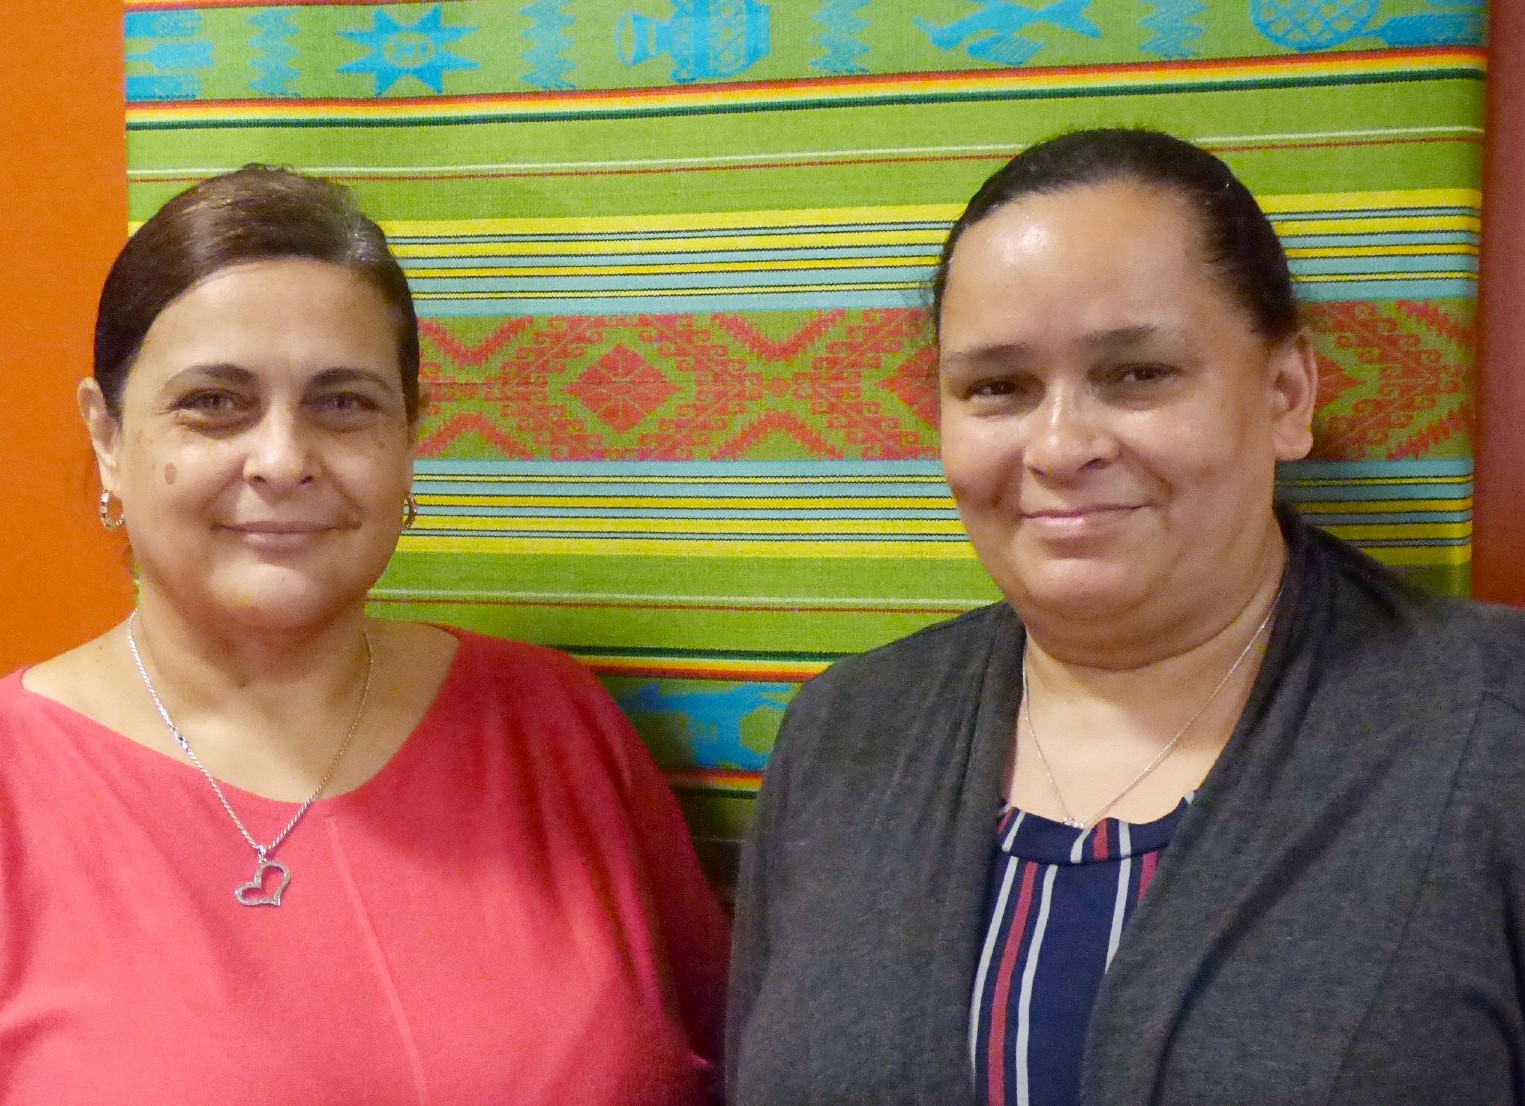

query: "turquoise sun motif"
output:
339 6 480 95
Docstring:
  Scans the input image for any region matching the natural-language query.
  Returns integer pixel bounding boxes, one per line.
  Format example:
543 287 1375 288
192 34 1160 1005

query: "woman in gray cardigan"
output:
727 129 1525 1106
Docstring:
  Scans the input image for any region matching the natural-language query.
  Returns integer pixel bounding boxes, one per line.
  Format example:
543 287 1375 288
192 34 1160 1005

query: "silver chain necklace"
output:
125 612 373 907
1021 587 1281 831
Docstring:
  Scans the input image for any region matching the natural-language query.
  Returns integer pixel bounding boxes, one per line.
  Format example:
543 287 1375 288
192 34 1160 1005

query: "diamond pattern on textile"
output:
414 301 1472 464
1306 300 1472 461
565 344 680 433
416 311 939 462
882 345 940 430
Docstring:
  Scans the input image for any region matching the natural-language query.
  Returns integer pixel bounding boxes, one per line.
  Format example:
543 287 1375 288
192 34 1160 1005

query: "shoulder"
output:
1306 524 1525 688
434 626 613 710
1442 600 1525 711
0 668 35 733
1311 538 1525 794
429 626 642 772
769 602 1016 782
1418 600 1525 790
794 602 1016 710
11 628 124 721
1414 601 1525 853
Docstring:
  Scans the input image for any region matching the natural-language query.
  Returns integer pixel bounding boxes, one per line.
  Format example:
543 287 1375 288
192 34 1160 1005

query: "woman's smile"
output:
938 179 1313 626
96 257 415 631
1020 503 1145 539
221 520 344 554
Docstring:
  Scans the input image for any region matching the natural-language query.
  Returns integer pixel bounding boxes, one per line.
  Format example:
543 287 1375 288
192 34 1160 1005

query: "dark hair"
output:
930 128 1298 341
94 165 420 421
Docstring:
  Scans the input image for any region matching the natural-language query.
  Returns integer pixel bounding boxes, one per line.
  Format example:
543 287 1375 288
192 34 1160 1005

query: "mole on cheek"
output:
163 464 177 485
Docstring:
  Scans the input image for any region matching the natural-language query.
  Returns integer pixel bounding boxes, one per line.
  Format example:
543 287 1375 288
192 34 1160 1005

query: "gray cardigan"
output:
728 518 1525 1105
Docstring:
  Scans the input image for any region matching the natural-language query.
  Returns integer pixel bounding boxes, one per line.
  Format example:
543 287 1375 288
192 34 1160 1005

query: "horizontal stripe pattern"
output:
123 126 1484 187
318 191 1481 314
124 48 1484 127
395 457 1472 566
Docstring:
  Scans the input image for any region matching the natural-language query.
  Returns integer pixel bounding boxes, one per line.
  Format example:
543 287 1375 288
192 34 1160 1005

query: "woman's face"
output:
937 180 1316 631
82 257 415 633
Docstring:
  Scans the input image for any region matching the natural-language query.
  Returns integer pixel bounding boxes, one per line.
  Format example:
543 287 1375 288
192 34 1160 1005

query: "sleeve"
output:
556 656 733 1085
615 700 733 1070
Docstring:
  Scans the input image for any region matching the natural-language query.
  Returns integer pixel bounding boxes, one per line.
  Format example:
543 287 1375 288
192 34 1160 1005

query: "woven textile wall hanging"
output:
126 0 1486 891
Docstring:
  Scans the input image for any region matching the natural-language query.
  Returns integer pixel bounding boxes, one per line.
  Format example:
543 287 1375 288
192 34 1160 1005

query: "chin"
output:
997 559 1150 625
204 573 370 633
218 599 359 635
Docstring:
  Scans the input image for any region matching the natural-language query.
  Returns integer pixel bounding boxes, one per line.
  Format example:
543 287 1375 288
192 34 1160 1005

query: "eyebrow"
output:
942 325 1168 367
308 366 398 391
163 363 257 389
163 364 397 390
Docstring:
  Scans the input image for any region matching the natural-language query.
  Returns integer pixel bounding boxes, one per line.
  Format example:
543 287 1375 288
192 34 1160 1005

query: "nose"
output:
1023 386 1118 479
243 408 316 491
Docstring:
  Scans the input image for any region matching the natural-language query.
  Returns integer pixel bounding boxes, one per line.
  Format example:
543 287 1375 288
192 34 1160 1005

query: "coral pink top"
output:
0 630 728 1105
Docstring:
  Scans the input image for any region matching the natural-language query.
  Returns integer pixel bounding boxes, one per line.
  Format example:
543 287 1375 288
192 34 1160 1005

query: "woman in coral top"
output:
0 167 727 1105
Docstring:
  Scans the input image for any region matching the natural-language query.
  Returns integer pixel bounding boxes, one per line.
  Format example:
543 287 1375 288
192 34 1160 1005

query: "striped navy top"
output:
970 798 1192 1106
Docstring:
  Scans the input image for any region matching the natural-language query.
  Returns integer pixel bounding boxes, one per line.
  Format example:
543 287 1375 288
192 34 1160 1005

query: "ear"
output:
78 378 124 493
1266 329 1318 462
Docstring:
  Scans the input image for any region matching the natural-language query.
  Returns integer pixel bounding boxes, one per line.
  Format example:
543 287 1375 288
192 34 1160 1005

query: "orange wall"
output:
0 1 133 671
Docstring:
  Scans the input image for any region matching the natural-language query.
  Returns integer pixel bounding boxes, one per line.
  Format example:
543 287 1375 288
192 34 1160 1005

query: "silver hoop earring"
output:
402 493 417 530
98 491 124 532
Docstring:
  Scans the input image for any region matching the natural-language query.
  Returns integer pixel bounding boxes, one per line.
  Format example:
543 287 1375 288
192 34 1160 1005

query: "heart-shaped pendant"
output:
234 858 291 907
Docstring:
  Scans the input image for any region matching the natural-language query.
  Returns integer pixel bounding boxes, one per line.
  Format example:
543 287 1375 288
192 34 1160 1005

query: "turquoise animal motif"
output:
1367 0 1483 47
615 681 791 771
915 0 1101 66
616 0 772 83
1140 0 1206 59
1252 0 1483 51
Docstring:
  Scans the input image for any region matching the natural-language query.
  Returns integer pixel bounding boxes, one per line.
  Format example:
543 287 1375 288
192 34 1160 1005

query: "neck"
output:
1011 554 1287 826
1020 518 1288 671
131 591 370 695
124 593 374 794
1022 552 1285 715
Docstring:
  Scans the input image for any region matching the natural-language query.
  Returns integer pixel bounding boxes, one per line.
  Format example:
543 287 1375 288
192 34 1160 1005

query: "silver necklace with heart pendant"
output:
125 612 373 907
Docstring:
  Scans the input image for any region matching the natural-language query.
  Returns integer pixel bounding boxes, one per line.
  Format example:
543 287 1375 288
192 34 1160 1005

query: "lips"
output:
1020 504 1141 537
229 522 329 534
1022 504 1138 520
230 521 326 530
222 522 338 552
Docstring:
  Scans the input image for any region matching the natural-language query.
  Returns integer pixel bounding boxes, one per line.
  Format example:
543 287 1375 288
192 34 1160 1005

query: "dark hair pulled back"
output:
930 128 1298 342
94 166 420 421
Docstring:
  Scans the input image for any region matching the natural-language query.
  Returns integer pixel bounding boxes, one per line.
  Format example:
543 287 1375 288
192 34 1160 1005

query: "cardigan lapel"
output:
917 605 1025 1106
1080 523 1485 1105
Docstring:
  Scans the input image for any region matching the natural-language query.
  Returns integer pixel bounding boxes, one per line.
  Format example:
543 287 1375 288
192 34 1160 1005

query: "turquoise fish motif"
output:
1367 0 1483 47
915 0 1101 66
616 0 772 84
1140 0 1205 59
1252 0 1483 51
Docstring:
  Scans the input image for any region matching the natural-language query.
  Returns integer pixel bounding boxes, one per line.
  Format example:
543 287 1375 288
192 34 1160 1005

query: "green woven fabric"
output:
125 0 1487 887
